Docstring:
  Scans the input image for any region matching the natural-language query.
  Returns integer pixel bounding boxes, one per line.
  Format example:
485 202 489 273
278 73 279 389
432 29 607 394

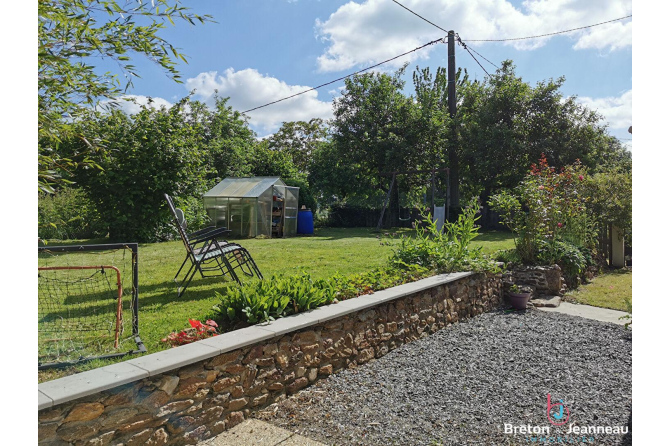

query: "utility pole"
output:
447 30 459 211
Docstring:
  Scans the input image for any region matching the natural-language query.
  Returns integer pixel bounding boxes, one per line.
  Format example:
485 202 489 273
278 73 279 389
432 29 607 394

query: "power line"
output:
391 0 449 34
390 0 498 73
462 15 632 42
456 36 491 77
466 45 499 69
242 37 445 114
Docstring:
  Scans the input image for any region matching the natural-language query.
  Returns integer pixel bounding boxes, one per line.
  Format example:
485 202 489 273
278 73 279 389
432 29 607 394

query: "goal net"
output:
38 243 145 369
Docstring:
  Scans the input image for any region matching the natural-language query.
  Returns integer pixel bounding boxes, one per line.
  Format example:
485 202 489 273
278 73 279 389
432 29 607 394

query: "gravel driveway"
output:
256 309 632 446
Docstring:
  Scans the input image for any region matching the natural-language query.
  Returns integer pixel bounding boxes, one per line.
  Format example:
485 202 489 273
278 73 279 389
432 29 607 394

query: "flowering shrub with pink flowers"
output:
489 155 596 285
161 319 218 347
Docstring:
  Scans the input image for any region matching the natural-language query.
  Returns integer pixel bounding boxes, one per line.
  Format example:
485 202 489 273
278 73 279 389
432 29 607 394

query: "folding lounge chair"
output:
165 193 263 297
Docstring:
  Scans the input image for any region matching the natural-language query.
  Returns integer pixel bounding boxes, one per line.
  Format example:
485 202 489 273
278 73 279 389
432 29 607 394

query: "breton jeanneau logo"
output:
546 393 570 426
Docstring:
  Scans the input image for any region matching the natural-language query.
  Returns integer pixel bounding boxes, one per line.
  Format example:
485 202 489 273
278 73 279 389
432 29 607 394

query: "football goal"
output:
38 243 146 369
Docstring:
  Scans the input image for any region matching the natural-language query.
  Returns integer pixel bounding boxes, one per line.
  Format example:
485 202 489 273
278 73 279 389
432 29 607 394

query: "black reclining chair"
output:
165 193 263 297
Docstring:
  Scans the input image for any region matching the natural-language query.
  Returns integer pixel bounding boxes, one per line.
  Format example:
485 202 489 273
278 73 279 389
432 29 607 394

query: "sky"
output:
101 0 633 148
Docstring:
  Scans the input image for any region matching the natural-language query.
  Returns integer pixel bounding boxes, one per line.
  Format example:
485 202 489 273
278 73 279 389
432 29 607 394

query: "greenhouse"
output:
203 177 299 238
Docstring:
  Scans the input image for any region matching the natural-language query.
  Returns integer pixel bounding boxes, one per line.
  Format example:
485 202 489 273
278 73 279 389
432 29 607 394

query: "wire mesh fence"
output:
37 243 144 369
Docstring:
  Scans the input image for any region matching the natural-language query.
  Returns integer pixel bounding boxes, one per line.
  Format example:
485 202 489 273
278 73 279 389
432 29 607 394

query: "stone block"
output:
64 403 105 423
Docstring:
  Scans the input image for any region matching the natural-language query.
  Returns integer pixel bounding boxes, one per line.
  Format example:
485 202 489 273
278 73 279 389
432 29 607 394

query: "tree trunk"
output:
386 180 400 228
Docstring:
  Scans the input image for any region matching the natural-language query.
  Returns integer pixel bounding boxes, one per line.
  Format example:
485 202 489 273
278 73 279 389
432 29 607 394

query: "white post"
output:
611 226 625 268
434 206 445 232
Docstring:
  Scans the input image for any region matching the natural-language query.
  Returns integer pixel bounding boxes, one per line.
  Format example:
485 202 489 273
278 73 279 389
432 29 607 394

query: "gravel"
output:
256 309 632 446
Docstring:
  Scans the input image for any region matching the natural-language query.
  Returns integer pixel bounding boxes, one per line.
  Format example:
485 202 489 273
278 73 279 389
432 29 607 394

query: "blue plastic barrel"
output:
297 209 314 234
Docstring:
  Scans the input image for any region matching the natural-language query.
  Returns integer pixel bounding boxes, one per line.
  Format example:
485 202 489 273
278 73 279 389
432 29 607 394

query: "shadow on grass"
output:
602 267 632 276
472 230 515 242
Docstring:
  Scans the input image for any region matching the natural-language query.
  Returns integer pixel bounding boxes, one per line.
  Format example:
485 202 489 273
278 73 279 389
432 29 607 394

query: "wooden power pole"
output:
447 30 459 210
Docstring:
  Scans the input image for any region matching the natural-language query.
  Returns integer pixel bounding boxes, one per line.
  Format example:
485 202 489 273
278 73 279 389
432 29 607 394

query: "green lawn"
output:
38 227 514 381
564 268 632 312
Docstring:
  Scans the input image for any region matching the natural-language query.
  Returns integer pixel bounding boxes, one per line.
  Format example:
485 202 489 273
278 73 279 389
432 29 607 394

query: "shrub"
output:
494 248 522 266
62 98 241 242
212 265 433 326
390 198 498 273
38 188 107 240
489 155 596 266
536 239 586 286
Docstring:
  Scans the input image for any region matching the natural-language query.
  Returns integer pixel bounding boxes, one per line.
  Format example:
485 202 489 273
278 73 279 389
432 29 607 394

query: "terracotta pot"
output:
508 292 531 310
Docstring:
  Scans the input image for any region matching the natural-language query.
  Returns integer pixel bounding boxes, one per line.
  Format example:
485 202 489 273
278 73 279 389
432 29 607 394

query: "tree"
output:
266 119 329 174
330 67 421 221
38 0 212 192
61 98 211 242
190 96 257 181
457 61 628 226
411 66 470 208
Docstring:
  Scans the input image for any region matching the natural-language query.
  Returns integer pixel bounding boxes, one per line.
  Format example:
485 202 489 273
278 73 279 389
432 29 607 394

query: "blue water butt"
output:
297 209 314 234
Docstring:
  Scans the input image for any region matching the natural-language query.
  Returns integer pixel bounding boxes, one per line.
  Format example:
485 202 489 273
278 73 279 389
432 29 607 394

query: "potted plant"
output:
507 284 532 310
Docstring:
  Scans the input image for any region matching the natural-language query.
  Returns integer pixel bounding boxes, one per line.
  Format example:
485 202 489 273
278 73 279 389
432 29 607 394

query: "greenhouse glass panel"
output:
203 177 298 238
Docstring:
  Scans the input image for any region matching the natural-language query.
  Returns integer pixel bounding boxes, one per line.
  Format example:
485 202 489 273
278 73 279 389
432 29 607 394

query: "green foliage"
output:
583 168 632 239
390 198 498 273
283 177 318 212
536 239 587 286
38 0 212 192
457 61 629 206
338 265 431 300
489 155 596 264
493 248 522 266
38 188 107 240
266 119 329 174
330 66 420 198
195 97 258 181
620 298 632 329
62 98 212 242
212 265 434 326
212 274 337 324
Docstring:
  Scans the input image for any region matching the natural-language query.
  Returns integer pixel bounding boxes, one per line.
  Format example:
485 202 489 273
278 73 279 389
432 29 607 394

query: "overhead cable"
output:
466 46 499 69
462 15 632 42
242 37 445 114
391 0 499 72
456 35 491 77
391 0 449 34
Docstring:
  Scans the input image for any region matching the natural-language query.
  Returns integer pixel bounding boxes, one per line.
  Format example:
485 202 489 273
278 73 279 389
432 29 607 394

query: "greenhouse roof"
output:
203 177 287 198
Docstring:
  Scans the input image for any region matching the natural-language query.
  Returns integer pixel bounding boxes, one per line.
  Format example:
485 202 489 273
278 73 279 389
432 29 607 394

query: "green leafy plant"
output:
390 198 498 273
489 155 596 275
38 188 107 240
212 274 338 325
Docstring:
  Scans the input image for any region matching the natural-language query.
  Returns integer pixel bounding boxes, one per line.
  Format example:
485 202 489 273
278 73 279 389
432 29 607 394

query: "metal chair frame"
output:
165 194 263 297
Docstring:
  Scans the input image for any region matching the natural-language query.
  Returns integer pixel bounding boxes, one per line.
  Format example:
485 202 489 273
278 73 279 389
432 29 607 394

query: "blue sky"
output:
103 0 632 148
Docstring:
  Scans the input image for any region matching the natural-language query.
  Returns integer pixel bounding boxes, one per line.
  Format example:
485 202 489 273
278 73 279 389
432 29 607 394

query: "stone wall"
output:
505 265 566 296
38 272 502 446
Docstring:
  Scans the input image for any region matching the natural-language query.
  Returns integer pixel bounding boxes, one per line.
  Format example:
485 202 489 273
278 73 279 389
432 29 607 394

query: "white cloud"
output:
99 95 173 114
578 89 632 130
315 0 632 72
185 68 333 135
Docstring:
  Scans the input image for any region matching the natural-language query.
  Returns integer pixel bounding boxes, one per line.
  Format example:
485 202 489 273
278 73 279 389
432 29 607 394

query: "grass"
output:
38 227 514 381
564 268 632 312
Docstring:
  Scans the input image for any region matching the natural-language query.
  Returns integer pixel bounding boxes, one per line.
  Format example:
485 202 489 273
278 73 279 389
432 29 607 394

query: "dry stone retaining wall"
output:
38 272 502 446
505 264 566 296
